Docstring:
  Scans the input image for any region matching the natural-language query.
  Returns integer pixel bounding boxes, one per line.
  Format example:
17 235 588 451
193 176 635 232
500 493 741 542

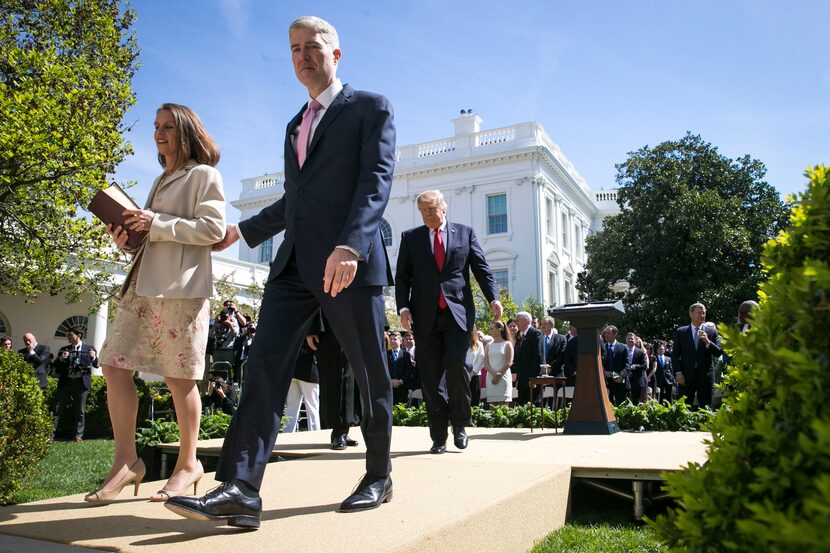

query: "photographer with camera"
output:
52 326 98 441
232 324 255 383
212 307 240 366
202 376 235 415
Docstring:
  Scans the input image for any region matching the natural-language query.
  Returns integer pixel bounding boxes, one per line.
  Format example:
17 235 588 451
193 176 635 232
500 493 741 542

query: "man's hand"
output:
400 309 413 332
698 329 710 346
391 379 402 388
323 248 358 297
490 300 503 322
60 350 69 360
88 349 96 359
306 335 320 351
213 224 240 252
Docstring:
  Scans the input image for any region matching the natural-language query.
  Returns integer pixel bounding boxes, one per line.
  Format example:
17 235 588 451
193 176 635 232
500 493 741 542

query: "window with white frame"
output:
487 194 508 234
564 274 574 304
493 269 509 292
259 237 273 263
379 218 393 247
545 198 554 238
561 212 569 249
547 264 559 307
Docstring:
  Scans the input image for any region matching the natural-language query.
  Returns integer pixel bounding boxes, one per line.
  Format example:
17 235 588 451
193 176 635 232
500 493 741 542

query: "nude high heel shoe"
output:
85 458 146 503
149 460 204 502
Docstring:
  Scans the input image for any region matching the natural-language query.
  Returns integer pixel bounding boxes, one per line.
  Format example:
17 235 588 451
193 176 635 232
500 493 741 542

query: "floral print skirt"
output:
99 281 210 380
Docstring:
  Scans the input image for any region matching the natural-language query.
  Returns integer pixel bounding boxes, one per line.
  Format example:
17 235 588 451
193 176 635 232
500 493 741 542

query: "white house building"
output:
234 112 619 307
0 112 618 359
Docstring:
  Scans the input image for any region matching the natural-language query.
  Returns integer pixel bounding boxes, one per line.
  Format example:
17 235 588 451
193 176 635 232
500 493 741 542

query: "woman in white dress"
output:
484 321 514 404
465 330 493 406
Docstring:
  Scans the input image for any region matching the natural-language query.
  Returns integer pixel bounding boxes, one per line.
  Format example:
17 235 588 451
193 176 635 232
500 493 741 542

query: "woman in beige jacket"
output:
88 104 226 503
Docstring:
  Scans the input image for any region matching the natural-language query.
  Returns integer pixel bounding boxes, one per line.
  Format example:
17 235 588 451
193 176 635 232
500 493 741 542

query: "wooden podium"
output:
549 301 624 435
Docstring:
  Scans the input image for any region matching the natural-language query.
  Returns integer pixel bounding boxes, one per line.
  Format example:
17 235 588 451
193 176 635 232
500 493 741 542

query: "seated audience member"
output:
283 342 320 433
203 376 236 415
484 322 513 405
387 331 417 405
1 336 12 351
52 326 98 441
19 332 50 390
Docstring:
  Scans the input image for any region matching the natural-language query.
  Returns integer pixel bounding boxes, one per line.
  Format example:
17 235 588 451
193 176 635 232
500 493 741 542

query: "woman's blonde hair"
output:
156 103 220 169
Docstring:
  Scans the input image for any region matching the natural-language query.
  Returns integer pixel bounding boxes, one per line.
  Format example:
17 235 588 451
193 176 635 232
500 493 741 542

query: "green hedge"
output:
46 375 172 439
650 165 830 551
0 351 52 504
135 412 233 450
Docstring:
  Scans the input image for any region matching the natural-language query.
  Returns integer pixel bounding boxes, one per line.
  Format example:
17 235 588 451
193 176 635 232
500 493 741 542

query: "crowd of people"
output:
0 15 758 530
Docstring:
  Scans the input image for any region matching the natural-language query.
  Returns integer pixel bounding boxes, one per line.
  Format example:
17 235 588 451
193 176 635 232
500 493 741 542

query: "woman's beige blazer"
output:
125 160 226 299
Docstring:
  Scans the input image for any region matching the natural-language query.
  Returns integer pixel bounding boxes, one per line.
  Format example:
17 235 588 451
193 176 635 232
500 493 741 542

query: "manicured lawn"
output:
12 439 114 504
530 483 668 553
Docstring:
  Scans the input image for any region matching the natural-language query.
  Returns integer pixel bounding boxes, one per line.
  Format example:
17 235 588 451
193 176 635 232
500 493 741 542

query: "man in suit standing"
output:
167 16 396 527
19 332 50 390
387 331 417 405
396 190 502 454
624 332 648 405
539 316 567 377
563 326 578 387
51 327 98 441
601 325 630 405
672 303 722 410
513 312 543 404
653 342 674 403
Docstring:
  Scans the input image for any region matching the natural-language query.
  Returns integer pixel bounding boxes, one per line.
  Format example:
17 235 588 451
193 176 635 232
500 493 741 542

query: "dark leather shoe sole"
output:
337 489 393 513
330 441 347 450
430 445 446 454
164 502 261 529
345 438 359 447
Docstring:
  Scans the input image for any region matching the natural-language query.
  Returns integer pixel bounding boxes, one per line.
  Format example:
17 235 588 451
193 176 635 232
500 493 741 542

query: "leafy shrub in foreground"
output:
650 166 830 551
0 351 53 504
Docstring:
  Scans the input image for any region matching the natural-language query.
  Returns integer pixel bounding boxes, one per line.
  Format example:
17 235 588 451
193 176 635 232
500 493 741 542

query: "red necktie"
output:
434 230 447 309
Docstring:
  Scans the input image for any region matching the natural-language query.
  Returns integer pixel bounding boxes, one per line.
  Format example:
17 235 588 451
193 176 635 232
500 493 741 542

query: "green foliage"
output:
11 439 114 504
392 401 709 432
650 166 830 551
578 133 789 339
521 295 546 322
135 411 233 450
532 523 667 553
472 278 519 331
43 376 168 439
0 1 139 303
0 351 53 504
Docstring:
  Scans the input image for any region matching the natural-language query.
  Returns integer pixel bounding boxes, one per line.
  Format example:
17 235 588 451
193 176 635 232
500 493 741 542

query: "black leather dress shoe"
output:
453 427 468 450
165 481 262 529
345 437 359 447
430 441 446 454
331 435 348 450
338 475 392 512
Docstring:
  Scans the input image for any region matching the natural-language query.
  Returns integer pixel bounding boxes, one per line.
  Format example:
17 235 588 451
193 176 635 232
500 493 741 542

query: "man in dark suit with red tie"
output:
396 190 502 454
672 303 722 410
167 16 396 527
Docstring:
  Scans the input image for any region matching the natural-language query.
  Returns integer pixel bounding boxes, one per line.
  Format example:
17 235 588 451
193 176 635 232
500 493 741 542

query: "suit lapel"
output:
306 85 353 162
144 163 193 208
285 106 305 170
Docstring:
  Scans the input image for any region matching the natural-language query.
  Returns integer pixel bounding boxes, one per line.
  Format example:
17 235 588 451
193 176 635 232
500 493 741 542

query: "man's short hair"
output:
68 326 84 339
416 190 447 209
604 325 619 336
289 16 340 50
626 331 636 338
515 311 532 322
689 302 706 313
0 336 10 344
541 316 554 326
388 331 401 338
738 300 759 315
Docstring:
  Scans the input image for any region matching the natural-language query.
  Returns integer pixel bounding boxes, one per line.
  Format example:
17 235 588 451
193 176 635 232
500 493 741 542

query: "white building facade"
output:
234 113 619 307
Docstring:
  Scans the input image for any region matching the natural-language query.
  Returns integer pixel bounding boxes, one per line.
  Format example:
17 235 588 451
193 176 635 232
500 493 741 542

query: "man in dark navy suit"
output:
396 190 502 454
386 331 417 405
52 327 98 441
19 332 50 390
672 303 722 410
167 16 396 527
601 325 630 405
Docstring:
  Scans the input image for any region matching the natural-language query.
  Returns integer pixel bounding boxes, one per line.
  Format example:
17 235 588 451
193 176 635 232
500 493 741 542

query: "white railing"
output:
476 128 516 146
595 191 618 203
417 140 456 158
254 175 285 190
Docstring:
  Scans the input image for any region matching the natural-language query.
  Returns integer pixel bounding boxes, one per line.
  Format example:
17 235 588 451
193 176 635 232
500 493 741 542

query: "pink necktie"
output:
296 99 323 168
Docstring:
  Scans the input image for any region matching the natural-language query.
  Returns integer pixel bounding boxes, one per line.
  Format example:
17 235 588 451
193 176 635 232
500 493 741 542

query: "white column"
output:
87 300 108 376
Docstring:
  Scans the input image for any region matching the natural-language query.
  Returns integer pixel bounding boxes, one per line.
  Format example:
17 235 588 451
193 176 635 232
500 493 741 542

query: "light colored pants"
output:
283 378 320 432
